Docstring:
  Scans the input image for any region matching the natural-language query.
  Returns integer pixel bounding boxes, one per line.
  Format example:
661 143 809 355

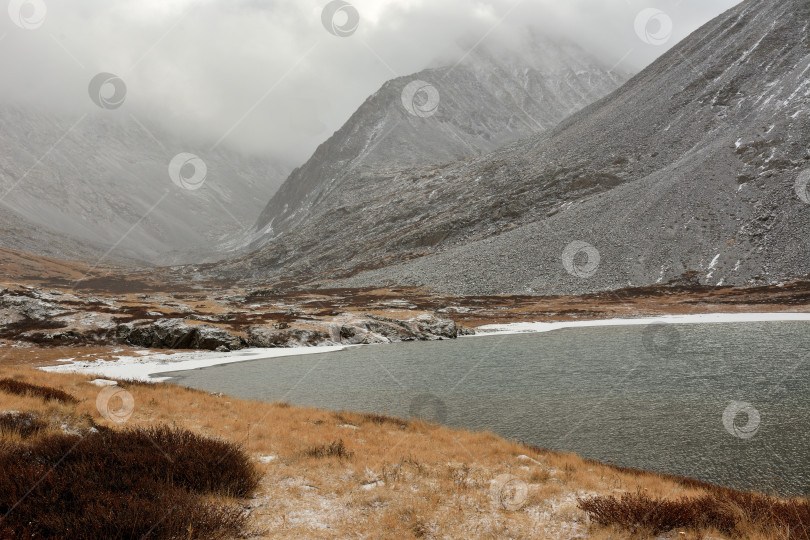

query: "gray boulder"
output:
337 313 457 344
246 313 458 348
407 314 457 340
246 326 331 348
124 319 243 350
0 292 66 322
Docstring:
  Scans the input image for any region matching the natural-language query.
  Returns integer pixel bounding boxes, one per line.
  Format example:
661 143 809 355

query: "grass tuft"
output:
303 439 353 459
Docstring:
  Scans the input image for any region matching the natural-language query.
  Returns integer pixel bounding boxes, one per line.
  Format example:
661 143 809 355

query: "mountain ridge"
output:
250 30 631 243
210 0 810 295
332 0 810 294
0 104 292 264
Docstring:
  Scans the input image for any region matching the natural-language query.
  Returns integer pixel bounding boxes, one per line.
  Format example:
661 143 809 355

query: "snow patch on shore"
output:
473 312 810 336
40 313 810 382
41 346 347 382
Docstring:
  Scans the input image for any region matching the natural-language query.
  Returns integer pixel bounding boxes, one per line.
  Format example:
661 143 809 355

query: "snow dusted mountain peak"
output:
215 0 810 295
251 27 631 240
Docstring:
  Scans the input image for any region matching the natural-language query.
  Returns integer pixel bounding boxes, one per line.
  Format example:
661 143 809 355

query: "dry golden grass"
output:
0 364 805 539
0 344 136 368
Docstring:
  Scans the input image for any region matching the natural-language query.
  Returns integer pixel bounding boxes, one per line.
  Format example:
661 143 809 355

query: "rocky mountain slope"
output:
215 0 810 295
0 208 125 264
249 30 630 243
0 106 291 264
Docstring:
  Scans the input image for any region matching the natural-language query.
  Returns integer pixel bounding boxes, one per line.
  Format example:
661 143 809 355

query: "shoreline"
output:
41 345 348 382
41 311 810 381
473 311 810 335
3 364 807 538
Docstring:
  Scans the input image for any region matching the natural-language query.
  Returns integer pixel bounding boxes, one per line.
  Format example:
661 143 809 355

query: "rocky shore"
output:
0 285 467 351
4 277 810 352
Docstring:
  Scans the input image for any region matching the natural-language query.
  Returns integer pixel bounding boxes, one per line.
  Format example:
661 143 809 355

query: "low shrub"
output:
0 378 78 404
578 491 810 539
0 411 47 438
304 439 353 459
360 412 405 426
113 378 160 389
0 425 261 539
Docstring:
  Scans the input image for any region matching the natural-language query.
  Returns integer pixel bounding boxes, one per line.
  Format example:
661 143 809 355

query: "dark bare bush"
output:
304 439 353 459
0 319 67 340
141 425 261 496
113 378 160 389
0 377 78 404
578 493 730 535
578 491 810 539
0 425 261 539
360 412 406 427
0 411 47 438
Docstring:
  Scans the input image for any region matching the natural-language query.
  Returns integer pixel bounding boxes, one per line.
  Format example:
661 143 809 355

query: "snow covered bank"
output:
40 312 810 381
473 312 810 336
41 346 348 382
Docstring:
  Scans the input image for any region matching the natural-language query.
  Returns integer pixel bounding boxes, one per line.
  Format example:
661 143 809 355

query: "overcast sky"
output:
1 0 742 166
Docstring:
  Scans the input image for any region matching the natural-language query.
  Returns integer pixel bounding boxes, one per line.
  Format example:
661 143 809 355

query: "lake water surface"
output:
159 321 809 496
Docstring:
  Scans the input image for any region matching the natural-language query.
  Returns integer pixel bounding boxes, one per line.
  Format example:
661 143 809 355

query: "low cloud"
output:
0 0 741 165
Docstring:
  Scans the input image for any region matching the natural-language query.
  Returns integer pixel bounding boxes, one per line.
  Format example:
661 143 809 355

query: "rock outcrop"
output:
0 290 68 322
246 326 331 348
122 319 245 351
0 284 465 350
246 314 459 348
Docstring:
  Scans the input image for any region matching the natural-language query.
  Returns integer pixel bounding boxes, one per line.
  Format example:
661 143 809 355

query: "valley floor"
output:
2 247 809 537
0 363 807 539
4 244 810 353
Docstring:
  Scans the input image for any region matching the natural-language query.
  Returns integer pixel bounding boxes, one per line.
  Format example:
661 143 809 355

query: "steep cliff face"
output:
0 106 291 264
252 30 630 239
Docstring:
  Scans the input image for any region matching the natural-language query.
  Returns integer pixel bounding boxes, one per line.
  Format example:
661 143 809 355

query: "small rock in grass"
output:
89 379 118 387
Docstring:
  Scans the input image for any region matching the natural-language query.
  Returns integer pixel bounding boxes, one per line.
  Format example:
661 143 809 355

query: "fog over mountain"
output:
249 28 631 247
0 105 290 264
212 0 810 296
0 1 743 264
1 0 741 165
